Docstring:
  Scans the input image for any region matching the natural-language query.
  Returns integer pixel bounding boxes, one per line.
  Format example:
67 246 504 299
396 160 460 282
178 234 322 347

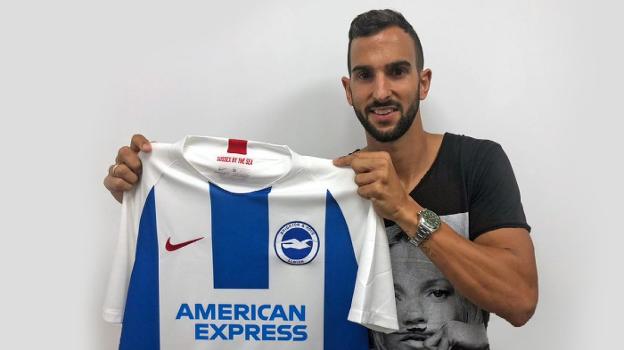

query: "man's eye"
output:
356 71 371 80
391 67 407 77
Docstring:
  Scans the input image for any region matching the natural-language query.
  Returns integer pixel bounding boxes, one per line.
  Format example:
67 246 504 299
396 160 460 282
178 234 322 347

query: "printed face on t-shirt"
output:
374 228 479 350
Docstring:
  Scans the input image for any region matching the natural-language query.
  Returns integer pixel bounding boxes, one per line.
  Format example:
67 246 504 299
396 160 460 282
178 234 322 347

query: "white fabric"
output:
103 136 398 349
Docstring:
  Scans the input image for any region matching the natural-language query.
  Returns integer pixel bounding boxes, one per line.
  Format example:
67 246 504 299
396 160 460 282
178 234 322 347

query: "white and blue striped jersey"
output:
103 136 398 350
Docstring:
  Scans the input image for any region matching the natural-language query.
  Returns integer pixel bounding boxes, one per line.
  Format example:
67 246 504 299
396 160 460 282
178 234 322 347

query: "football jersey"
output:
103 136 398 350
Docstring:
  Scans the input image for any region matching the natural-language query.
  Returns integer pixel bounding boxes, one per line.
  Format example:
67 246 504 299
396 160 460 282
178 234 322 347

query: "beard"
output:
354 97 420 143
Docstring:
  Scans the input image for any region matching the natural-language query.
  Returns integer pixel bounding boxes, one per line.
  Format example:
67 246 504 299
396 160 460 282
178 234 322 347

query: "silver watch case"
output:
408 208 441 247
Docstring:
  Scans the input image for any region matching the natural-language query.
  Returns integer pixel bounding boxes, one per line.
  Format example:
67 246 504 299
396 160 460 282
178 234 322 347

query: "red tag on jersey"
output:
227 139 248 155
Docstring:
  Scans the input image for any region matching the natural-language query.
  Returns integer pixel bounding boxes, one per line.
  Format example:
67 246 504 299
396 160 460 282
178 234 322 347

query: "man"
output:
104 9 537 349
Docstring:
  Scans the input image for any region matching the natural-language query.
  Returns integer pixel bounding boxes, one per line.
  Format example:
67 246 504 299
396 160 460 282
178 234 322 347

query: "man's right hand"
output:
103 134 152 203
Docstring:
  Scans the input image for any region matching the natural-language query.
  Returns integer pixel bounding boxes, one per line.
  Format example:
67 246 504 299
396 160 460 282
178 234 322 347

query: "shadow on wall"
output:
252 79 367 159
420 96 453 135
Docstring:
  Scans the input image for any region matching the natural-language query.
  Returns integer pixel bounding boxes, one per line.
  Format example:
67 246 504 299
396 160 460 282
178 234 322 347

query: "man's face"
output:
343 26 424 142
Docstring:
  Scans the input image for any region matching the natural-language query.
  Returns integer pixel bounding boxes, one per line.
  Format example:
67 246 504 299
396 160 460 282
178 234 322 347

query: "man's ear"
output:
419 68 432 100
341 76 353 106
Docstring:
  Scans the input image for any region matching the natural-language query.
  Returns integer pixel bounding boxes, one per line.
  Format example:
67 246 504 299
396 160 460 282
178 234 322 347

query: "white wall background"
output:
1 0 622 348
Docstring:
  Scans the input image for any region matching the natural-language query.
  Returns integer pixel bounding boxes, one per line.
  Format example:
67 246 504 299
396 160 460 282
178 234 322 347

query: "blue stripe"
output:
120 187 160 350
209 183 270 289
324 191 369 349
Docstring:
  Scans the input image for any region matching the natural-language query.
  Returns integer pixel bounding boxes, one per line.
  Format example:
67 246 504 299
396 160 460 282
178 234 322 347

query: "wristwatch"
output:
408 208 441 247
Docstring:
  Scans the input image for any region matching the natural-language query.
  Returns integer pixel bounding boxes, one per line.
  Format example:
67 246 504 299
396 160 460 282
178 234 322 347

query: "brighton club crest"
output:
274 221 319 265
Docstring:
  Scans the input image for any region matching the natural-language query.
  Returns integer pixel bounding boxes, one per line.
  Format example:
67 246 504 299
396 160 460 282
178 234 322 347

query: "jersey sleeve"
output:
102 182 150 323
102 148 169 323
468 142 531 240
328 174 399 333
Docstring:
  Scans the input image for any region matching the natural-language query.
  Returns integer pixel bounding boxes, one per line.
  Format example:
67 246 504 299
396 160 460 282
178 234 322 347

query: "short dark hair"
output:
348 9 424 73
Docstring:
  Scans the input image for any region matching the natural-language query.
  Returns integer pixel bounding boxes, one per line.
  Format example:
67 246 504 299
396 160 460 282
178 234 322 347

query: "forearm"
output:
396 200 538 326
423 226 536 325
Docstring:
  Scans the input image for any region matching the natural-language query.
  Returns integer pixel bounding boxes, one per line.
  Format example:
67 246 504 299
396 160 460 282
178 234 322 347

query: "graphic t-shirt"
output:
103 136 399 350
372 133 530 350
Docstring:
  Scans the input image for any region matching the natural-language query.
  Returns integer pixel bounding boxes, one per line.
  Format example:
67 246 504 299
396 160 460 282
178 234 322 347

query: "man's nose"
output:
372 74 392 102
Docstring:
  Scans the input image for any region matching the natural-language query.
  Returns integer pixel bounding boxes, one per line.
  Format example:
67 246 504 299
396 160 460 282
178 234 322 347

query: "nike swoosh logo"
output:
165 237 204 252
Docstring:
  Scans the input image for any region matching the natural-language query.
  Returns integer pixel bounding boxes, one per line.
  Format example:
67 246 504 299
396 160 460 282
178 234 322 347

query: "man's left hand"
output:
333 151 416 222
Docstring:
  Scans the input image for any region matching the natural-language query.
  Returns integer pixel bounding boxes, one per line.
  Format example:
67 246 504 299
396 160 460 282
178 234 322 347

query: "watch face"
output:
421 209 441 229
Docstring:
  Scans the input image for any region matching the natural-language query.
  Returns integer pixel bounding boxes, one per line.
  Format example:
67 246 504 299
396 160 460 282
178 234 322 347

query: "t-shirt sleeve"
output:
102 184 147 323
468 142 531 240
329 179 399 333
102 146 172 323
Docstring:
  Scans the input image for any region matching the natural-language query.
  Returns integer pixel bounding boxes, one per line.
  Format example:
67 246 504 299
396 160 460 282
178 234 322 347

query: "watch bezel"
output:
407 208 441 247
420 209 441 231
